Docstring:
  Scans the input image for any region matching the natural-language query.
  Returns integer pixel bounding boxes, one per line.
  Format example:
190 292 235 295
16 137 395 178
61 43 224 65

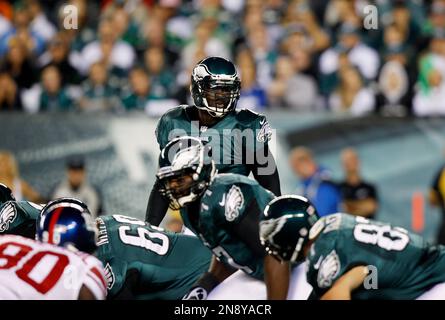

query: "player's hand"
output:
182 286 208 300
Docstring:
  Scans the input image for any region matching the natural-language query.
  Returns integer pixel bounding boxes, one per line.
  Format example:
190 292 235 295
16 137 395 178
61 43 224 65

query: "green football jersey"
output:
155 105 272 176
306 213 445 299
96 214 212 300
0 201 42 238
181 173 275 280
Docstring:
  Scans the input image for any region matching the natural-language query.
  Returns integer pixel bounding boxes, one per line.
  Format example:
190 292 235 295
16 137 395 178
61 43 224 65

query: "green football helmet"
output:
260 195 319 263
157 136 216 210
0 183 15 205
191 56 241 118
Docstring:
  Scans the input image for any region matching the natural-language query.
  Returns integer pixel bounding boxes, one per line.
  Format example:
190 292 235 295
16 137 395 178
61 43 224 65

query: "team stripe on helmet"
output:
48 207 63 244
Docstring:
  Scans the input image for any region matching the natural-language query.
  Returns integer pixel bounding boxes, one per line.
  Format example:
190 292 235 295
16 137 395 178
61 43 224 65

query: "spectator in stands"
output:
413 39 445 116
283 26 320 80
139 15 178 66
243 1 265 38
0 1 45 57
79 62 118 112
236 47 267 111
329 64 375 116
0 150 44 202
338 147 379 219
0 37 38 91
26 0 57 43
120 67 151 111
282 1 330 54
268 54 318 112
420 0 445 49
376 46 413 117
382 23 410 57
78 18 136 75
38 32 82 85
104 5 140 47
289 146 341 217
52 155 103 218
102 0 150 33
324 0 362 33
319 23 380 95
389 1 421 48
246 23 276 89
181 19 231 76
0 73 19 111
280 25 312 56
246 0 285 49
39 65 73 112
143 46 176 99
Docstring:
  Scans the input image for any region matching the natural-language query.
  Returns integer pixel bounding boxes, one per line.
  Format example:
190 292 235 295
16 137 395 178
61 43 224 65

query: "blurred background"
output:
1 0 445 243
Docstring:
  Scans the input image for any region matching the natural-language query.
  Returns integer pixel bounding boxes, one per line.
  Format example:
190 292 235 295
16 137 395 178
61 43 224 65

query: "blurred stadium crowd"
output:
0 0 445 116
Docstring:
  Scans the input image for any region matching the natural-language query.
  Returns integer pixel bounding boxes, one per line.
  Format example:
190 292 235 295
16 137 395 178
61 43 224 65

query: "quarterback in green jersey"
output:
156 136 313 300
260 196 445 300
0 183 43 238
95 214 212 300
145 56 281 227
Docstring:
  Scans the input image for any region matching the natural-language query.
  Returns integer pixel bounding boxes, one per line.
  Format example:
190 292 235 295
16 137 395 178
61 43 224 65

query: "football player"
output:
260 197 445 300
95 214 212 299
0 198 106 300
156 136 312 300
145 56 281 227
0 183 43 238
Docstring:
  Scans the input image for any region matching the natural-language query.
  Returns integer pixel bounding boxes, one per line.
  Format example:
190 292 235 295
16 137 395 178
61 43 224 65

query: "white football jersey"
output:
0 235 107 300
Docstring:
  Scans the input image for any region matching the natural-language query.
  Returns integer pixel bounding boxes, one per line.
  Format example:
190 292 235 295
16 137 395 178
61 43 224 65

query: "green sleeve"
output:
155 114 171 150
0 201 41 235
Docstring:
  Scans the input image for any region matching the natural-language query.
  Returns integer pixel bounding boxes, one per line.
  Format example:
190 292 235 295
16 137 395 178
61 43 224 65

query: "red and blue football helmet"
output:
36 198 97 254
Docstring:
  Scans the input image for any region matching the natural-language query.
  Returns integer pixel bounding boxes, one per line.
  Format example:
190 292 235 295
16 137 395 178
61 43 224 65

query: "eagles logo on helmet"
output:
157 137 216 210
260 195 320 263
